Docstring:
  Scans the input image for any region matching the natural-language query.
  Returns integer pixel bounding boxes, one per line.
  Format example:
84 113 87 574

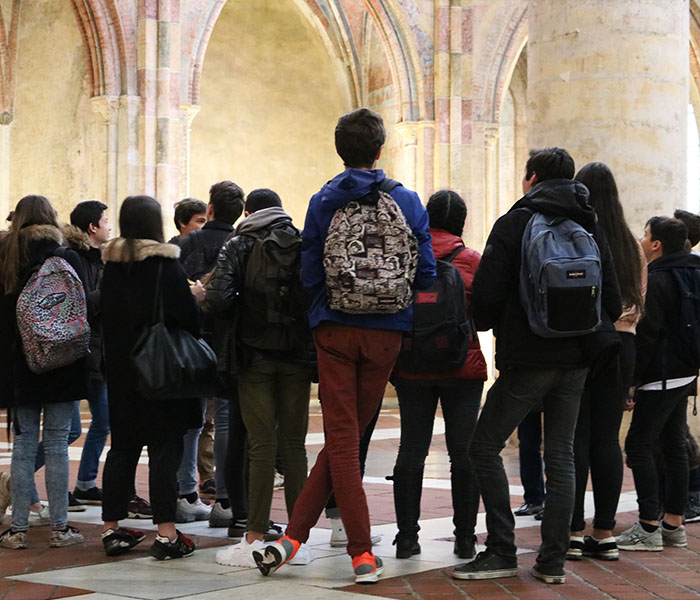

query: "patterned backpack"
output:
323 179 418 314
16 248 90 374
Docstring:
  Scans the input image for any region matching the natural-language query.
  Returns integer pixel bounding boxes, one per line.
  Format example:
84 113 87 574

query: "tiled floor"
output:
1 404 699 600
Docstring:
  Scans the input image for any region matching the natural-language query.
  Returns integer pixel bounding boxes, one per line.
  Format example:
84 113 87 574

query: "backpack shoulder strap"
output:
378 178 402 194
443 247 466 264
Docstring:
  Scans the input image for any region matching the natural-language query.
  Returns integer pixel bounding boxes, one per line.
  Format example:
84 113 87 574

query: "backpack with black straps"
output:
668 266 700 370
519 211 602 338
396 248 472 374
16 247 90 374
323 178 418 314
238 221 308 351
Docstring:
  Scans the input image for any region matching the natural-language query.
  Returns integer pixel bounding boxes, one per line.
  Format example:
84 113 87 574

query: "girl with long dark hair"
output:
568 163 646 561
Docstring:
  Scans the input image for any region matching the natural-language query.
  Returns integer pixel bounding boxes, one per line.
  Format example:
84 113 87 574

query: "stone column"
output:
0 120 10 222
527 0 689 232
89 96 120 227
179 104 200 199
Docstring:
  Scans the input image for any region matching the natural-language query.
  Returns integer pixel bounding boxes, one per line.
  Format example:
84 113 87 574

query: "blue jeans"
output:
470 366 587 568
76 379 110 489
12 402 75 530
177 399 206 495
31 401 81 505
213 397 229 499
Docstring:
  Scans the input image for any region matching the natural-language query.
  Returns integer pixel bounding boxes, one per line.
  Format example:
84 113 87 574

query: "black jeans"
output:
517 411 545 506
393 379 483 539
571 332 632 532
470 366 587 568
224 382 249 521
102 431 184 524
625 382 693 520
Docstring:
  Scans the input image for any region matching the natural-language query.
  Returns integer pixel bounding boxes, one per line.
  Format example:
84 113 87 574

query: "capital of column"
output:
483 123 499 147
180 104 201 127
89 96 120 122
0 111 12 125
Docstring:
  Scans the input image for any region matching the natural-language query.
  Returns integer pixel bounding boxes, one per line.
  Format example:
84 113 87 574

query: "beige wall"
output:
9 2 101 222
188 0 353 231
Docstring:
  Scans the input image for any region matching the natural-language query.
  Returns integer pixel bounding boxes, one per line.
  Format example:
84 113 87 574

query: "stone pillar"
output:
89 96 120 227
527 0 689 232
179 104 200 199
0 121 10 222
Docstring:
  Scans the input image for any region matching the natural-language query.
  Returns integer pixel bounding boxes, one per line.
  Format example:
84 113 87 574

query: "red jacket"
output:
394 228 488 381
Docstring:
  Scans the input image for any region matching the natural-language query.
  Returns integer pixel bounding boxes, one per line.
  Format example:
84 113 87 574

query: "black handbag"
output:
131 261 219 400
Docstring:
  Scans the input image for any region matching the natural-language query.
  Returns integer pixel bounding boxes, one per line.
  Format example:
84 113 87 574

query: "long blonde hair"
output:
0 195 58 294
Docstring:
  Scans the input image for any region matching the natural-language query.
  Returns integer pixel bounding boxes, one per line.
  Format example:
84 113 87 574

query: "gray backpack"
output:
519 211 602 338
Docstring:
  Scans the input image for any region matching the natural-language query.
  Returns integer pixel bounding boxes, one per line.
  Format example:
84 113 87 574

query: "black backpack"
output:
238 221 308 351
669 266 700 369
396 248 472 374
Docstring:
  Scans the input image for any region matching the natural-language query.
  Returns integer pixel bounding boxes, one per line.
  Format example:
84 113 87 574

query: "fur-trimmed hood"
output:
18 224 63 245
102 237 181 263
61 223 92 252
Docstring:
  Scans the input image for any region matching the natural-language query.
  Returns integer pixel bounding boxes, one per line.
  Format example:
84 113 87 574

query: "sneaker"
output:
73 487 103 505
0 528 27 549
28 504 50 527
531 563 566 584
102 527 146 556
534 508 544 521
566 536 584 561
198 479 216 500
352 552 384 584
252 535 301 576
228 517 248 538
49 525 84 547
330 518 382 548
273 471 285 490
263 521 284 541
127 494 153 519
289 543 314 565
0 473 11 521
582 535 619 560
68 492 87 512
175 497 210 523
616 522 662 551
662 523 687 548
685 491 700 523
216 536 265 567
393 533 420 558
454 535 477 560
209 502 233 528
149 530 195 560
452 551 518 580
513 502 544 516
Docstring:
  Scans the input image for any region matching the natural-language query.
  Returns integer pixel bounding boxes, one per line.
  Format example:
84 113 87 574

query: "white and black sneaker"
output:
616 523 662 551
102 527 146 556
582 535 619 560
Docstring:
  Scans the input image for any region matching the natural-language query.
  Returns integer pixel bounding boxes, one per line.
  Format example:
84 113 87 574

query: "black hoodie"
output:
635 251 700 385
472 179 622 370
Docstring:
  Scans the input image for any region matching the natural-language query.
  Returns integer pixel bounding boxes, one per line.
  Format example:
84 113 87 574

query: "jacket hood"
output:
61 223 92 252
236 206 293 235
18 224 63 245
319 168 387 210
512 179 596 230
430 228 465 260
101 238 180 263
648 250 700 272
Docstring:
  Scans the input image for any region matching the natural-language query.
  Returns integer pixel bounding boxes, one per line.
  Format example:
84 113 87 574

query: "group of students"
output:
0 107 698 587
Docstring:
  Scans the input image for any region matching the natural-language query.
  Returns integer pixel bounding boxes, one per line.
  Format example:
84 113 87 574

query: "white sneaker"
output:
289 543 314 565
616 522 662 551
28 504 50 527
0 473 10 521
208 502 233 528
175 497 211 523
273 471 285 489
329 517 382 548
49 525 84 548
215 536 265 567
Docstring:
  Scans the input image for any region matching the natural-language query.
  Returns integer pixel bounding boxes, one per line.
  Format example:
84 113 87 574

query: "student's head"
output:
70 200 111 247
523 147 575 192
120 196 164 243
643 216 688 262
335 108 386 169
208 181 245 224
426 190 467 237
673 209 700 247
0 195 58 293
245 188 282 215
173 198 207 237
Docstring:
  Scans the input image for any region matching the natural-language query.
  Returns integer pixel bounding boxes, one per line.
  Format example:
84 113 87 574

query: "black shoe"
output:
127 494 153 519
685 491 700 523
452 551 517 580
534 508 544 521
582 535 619 561
67 492 87 512
454 535 476 560
102 527 146 557
198 478 216 500
393 533 420 559
149 530 195 560
531 563 566 584
514 502 544 517
566 537 583 561
228 518 247 538
73 487 103 505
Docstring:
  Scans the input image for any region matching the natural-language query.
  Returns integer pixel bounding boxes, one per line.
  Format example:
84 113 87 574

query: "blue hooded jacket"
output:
302 168 436 331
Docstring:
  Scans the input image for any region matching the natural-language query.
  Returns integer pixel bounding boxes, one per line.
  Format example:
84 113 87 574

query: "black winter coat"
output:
0 225 89 409
472 179 622 370
635 251 700 386
100 238 203 445
63 224 105 380
179 221 234 281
